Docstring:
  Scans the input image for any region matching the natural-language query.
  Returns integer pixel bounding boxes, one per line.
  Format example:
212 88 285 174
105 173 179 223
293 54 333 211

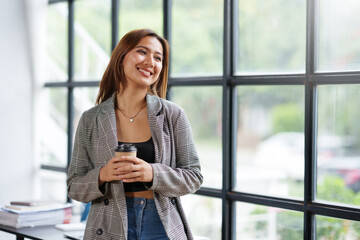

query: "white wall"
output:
0 0 34 206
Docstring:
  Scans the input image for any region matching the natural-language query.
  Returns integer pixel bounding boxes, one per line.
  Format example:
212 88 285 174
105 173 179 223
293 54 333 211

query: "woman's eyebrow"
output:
135 45 163 56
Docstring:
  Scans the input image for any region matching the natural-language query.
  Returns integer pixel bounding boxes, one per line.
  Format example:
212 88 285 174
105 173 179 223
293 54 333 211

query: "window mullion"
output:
304 0 317 238
111 0 119 51
222 0 235 239
67 0 75 170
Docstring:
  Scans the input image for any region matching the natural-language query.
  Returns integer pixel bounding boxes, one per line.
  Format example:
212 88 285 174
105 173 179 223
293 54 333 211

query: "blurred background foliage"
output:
237 0 306 73
118 0 163 39
172 0 223 76
271 103 303 133
237 85 304 138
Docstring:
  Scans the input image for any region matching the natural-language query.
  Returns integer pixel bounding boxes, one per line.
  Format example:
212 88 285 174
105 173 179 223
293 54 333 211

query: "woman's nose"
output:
144 54 154 67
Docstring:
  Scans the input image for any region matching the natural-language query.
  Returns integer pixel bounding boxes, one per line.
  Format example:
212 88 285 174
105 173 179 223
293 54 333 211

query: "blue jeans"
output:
126 197 168 240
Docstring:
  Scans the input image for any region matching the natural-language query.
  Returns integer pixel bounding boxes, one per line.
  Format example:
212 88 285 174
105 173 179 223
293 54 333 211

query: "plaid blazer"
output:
67 93 203 240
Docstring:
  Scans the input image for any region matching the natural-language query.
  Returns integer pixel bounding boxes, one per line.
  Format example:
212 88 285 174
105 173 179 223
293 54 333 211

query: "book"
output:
10 200 54 207
4 202 71 213
0 203 72 228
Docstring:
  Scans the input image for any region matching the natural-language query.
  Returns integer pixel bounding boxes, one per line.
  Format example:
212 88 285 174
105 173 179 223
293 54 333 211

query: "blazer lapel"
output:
98 95 118 163
146 94 164 164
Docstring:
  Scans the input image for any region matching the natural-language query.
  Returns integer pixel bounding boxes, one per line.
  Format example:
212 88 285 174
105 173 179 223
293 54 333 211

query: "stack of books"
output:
0 200 72 228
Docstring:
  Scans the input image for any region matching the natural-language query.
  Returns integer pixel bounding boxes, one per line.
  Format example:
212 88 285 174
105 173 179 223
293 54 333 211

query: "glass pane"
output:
74 0 111 81
318 0 360 72
172 0 223 77
170 87 222 189
316 215 360 240
118 0 163 38
237 0 306 74
237 202 303 239
38 88 68 167
38 170 67 203
45 3 68 82
73 87 99 138
317 85 360 207
182 195 222 239
235 86 304 198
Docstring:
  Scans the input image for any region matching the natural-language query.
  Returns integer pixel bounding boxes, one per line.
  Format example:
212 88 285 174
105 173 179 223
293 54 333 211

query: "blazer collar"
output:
146 93 163 117
102 94 116 113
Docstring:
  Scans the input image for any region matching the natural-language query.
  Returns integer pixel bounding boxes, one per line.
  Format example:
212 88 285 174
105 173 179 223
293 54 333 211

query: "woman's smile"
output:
137 67 153 77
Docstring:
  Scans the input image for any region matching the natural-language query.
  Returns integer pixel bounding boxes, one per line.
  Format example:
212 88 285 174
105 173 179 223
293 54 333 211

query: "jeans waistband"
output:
126 197 156 210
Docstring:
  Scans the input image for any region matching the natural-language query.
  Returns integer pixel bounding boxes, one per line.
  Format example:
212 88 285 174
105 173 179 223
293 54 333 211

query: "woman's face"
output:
122 36 163 90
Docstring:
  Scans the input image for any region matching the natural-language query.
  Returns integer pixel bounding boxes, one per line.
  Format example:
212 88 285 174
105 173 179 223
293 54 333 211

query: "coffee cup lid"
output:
115 143 137 152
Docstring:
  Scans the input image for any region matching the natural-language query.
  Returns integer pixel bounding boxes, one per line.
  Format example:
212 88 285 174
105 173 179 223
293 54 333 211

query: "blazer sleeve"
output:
148 108 203 197
66 112 110 203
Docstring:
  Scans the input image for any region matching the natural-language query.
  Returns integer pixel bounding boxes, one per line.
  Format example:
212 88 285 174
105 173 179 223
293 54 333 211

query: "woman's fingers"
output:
101 156 153 183
100 156 132 183
119 171 141 181
119 163 153 182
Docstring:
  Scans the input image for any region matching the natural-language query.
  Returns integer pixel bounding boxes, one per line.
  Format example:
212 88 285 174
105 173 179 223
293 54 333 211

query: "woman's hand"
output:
99 156 132 186
117 156 154 183
99 156 153 186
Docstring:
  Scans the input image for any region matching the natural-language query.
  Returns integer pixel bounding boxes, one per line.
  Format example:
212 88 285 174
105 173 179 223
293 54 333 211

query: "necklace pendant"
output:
129 118 134 123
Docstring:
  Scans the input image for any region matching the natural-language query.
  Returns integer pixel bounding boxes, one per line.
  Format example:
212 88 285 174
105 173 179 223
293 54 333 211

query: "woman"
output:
67 29 203 240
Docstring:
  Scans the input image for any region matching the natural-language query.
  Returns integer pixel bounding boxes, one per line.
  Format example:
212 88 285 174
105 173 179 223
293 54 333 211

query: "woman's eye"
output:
155 56 162 62
137 49 146 55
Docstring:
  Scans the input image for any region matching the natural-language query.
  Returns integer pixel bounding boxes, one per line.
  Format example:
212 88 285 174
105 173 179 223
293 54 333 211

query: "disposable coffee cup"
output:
115 144 137 171
115 143 137 157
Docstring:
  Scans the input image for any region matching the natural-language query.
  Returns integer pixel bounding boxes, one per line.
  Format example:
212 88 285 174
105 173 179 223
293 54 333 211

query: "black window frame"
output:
43 0 360 239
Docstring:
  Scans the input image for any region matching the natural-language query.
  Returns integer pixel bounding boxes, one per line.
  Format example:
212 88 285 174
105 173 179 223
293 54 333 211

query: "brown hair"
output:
96 29 170 105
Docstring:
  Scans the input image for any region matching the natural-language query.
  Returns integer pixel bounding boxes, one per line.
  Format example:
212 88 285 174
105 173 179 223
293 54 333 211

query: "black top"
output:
118 137 155 192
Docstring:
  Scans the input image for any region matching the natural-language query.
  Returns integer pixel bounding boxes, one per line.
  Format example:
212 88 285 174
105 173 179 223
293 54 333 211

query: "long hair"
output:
96 29 170 105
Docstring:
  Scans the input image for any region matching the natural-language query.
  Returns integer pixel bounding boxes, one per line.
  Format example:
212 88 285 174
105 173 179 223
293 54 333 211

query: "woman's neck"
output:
116 88 147 113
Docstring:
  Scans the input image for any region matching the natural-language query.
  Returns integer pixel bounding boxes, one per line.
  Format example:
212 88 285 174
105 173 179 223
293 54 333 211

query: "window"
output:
42 0 360 239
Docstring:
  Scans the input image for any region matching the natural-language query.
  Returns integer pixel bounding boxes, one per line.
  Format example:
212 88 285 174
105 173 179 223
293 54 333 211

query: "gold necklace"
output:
117 102 146 123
